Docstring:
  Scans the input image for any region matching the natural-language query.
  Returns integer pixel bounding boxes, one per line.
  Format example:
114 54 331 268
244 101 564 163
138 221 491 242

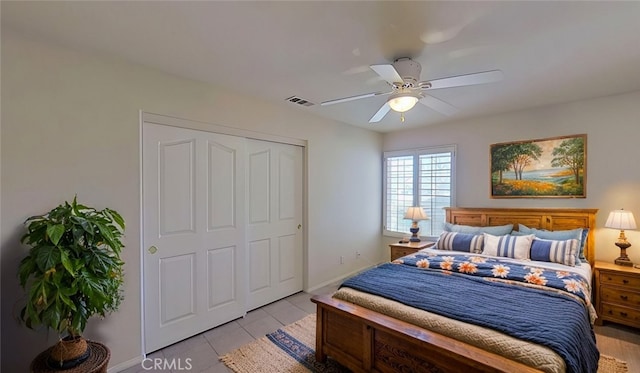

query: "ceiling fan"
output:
321 58 503 123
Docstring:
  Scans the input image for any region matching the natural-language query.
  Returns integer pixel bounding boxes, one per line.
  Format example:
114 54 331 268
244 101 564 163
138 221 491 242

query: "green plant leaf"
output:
70 216 91 233
18 255 37 287
59 250 75 277
47 224 66 246
44 300 62 333
22 222 47 245
94 221 116 247
58 292 77 311
28 278 47 308
34 246 60 272
71 302 88 335
104 208 125 231
23 215 46 226
71 226 85 248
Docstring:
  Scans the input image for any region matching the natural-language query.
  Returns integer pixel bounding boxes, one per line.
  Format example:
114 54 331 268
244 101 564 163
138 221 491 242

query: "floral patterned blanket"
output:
341 252 599 373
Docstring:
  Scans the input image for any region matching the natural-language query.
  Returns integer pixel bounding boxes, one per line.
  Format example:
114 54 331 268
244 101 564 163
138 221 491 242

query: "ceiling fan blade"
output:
426 70 503 90
370 64 404 85
419 94 459 116
369 102 391 123
321 91 389 106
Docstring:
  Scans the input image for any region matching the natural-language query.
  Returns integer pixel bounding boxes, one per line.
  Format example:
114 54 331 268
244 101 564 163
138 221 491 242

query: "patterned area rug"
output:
220 314 347 373
220 313 627 373
598 355 629 373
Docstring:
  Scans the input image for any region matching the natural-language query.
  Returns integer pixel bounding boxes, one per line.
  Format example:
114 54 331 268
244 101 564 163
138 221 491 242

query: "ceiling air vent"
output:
285 96 315 107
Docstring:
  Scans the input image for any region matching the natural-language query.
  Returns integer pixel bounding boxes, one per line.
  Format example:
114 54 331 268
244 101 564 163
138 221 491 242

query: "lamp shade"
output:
404 206 428 221
605 209 637 230
388 95 419 112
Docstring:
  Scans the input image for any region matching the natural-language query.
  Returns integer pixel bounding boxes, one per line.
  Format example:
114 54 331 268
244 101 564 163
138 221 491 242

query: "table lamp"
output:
605 209 637 267
404 206 429 242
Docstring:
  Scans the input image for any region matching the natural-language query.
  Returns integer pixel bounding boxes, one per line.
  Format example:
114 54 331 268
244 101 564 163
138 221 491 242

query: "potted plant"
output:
18 196 125 369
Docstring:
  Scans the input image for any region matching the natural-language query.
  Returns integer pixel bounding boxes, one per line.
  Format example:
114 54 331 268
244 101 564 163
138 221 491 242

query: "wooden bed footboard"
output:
311 294 542 373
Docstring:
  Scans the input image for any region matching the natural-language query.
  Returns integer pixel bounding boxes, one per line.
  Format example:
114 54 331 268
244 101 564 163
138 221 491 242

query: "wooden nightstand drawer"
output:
389 242 434 261
392 247 418 259
600 287 640 308
599 271 640 288
600 303 640 327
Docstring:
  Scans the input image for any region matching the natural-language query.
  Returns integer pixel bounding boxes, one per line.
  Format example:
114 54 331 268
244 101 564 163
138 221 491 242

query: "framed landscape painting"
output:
490 134 586 198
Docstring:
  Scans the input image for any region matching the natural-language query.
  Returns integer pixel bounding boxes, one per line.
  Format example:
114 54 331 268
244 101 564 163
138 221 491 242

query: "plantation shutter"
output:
384 146 456 238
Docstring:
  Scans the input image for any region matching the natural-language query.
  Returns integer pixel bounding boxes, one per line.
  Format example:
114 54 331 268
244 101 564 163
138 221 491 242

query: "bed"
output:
311 207 599 373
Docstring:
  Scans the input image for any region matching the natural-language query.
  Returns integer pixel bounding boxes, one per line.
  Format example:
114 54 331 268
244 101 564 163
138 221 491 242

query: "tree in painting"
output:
551 137 584 186
490 145 514 184
491 143 542 182
509 143 542 180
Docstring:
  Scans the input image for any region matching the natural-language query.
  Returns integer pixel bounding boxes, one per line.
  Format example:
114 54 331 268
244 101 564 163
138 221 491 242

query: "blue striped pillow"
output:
530 238 579 266
436 231 484 253
482 233 534 260
518 224 587 262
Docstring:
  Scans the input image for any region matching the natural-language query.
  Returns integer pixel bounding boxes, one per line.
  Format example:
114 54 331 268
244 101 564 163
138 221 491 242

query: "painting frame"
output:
490 134 587 198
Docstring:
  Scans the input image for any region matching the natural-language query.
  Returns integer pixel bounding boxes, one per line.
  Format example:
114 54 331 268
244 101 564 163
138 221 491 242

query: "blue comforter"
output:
341 252 599 373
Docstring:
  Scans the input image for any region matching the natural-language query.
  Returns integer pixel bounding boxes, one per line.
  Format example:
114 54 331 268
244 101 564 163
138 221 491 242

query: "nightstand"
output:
593 261 640 328
389 241 435 261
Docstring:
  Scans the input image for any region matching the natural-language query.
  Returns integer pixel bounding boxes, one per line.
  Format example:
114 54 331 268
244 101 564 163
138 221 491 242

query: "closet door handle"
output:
148 246 158 254
298 224 302 230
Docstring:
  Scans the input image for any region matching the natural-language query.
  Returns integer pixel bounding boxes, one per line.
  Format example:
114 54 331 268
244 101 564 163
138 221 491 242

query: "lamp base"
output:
615 257 634 267
409 227 421 242
614 241 633 266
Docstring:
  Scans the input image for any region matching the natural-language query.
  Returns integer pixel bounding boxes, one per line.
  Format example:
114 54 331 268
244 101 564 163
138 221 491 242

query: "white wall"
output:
384 90 640 264
0 32 383 372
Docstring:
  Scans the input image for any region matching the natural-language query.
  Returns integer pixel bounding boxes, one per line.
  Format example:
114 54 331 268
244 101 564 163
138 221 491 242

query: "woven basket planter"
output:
30 340 110 373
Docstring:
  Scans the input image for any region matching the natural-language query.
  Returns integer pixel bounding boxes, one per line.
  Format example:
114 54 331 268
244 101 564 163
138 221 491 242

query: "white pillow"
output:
482 233 534 260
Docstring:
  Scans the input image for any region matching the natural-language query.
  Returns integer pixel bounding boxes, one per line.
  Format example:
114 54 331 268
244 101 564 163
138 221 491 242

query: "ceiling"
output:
3 1 640 133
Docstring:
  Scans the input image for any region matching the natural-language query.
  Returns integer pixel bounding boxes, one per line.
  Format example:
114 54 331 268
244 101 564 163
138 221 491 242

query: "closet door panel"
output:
143 123 246 353
247 140 303 310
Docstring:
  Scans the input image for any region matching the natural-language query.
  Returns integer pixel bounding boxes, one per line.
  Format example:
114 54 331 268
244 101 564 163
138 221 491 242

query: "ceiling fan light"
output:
388 95 418 112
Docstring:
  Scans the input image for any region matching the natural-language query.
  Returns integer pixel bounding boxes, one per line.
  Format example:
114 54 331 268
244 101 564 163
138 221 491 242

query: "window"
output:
383 145 456 239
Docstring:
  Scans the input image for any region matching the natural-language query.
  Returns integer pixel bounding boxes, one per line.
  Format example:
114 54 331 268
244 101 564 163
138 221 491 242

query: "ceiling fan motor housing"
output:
393 58 422 87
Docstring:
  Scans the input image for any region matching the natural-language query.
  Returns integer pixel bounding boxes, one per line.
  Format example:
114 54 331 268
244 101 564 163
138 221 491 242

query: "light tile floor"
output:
118 284 339 373
120 282 640 373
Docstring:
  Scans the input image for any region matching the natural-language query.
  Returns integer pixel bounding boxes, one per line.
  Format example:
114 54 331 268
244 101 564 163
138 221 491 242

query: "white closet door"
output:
142 123 246 353
246 140 303 310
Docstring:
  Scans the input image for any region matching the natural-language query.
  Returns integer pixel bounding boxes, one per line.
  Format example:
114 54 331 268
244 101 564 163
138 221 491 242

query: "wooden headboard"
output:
444 207 598 264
